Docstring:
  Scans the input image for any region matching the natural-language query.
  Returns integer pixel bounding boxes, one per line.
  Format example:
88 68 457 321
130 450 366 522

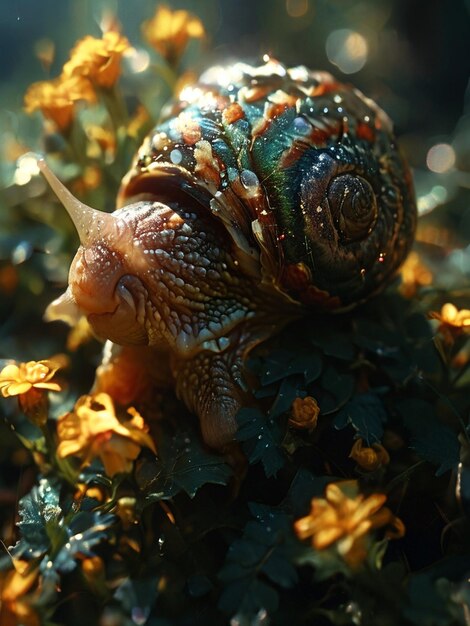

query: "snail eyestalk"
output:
36 155 117 246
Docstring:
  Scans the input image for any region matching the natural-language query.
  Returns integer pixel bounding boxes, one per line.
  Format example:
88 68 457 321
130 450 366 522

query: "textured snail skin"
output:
54 60 417 448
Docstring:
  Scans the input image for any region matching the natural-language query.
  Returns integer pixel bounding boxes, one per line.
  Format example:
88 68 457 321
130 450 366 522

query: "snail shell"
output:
42 60 417 447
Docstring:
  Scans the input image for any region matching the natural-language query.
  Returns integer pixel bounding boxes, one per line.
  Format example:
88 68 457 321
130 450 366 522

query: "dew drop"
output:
293 116 310 135
170 148 183 165
240 169 259 189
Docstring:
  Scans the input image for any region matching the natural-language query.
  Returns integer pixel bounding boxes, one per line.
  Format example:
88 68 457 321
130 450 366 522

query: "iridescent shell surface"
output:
120 60 416 310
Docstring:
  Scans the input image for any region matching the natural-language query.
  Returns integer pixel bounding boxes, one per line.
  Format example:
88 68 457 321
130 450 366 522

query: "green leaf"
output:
283 469 333 517
13 478 114 574
404 558 470 626
269 376 302 418
16 478 61 556
333 393 388 445
136 426 232 500
236 408 285 478
258 348 322 385
309 329 355 361
398 399 460 476
318 365 355 414
218 505 298 617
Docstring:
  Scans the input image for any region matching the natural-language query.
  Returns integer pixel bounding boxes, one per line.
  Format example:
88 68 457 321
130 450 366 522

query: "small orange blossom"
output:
429 303 470 332
142 5 205 66
57 392 156 476
399 251 433 298
349 439 390 471
0 360 61 398
294 480 404 568
289 396 320 429
63 31 131 89
24 75 95 130
0 560 40 626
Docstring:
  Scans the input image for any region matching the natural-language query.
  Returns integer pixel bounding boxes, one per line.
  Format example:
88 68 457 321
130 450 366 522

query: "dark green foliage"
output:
334 393 388 445
218 504 299 616
398 399 460 476
236 407 286 477
135 422 233 500
12 477 115 576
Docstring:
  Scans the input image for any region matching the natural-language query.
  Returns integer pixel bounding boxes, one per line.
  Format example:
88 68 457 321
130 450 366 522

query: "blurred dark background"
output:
1 0 470 135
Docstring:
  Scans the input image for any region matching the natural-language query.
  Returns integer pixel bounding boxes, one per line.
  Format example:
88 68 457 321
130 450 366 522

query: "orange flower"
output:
294 480 404 568
57 392 156 476
0 560 40 626
399 251 433 298
24 75 95 130
349 439 390 471
63 31 131 89
0 360 61 398
429 303 470 333
289 396 320 429
142 5 205 66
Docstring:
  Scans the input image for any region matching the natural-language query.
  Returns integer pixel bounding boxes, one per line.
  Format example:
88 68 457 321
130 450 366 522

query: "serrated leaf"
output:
13 478 114 574
218 506 298 618
258 348 322 385
309 329 355 361
269 376 302 418
236 408 285 478
136 427 232 500
333 393 388 445
16 478 62 556
318 365 355 414
283 469 334 516
52 510 115 573
398 399 460 476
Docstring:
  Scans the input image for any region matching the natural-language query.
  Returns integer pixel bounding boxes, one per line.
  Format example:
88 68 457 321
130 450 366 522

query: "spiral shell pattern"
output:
120 60 416 309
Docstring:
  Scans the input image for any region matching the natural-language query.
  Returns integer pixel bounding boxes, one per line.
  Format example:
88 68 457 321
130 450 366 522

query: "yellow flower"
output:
294 480 404 568
289 396 320 429
399 251 433 298
63 31 131 89
429 303 470 332
57 392 156 476
0 560 40 626
349 439 390 471
142 5 205 67
0 360 61 398
24 75 95 130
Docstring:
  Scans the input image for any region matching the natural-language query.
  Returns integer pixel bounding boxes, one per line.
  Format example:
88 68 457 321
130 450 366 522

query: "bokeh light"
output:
286 0 309 18
13 153 40 186
426 143 456 173
125 47 150 74
325 29 368 74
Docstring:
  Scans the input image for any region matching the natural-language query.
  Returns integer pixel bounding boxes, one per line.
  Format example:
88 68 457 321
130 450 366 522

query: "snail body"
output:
41 60 417 448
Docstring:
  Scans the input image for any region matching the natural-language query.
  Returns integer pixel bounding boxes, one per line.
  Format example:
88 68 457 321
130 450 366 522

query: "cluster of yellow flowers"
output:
23 5 205 133
0 360 155 478
24 31 130 131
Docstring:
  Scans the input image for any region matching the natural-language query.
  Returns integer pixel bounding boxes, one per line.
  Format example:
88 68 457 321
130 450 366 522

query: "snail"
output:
38 60 417 449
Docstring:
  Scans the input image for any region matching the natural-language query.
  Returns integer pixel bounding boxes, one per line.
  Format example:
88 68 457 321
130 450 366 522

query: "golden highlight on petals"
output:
142 5 205 67
289 396 320 429
349 438 390 471
57 392 156 476
429 303 470 332
294 480 404 568
0 560 40 626
0 360 62 398
24 75 95 129
399 251 433 298
63 31 131 89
